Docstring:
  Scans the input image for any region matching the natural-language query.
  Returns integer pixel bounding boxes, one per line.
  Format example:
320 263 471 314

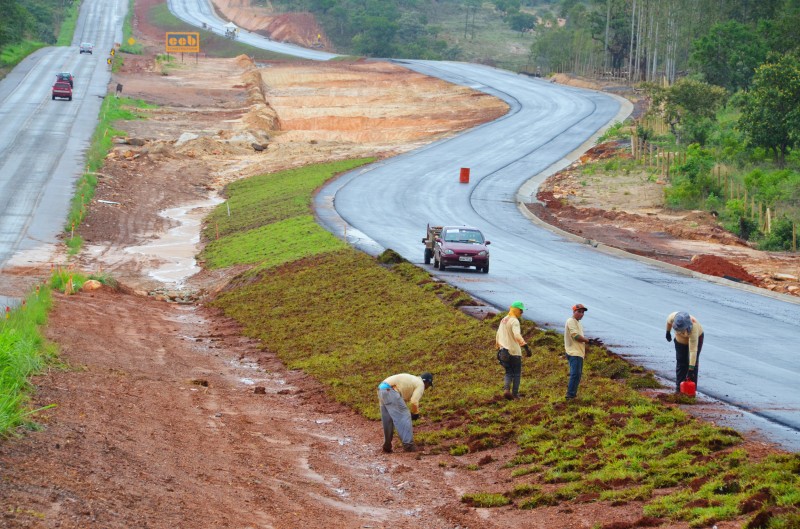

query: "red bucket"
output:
679 380 696 397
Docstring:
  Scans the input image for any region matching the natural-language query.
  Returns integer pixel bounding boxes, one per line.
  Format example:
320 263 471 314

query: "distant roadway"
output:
0 0 126 309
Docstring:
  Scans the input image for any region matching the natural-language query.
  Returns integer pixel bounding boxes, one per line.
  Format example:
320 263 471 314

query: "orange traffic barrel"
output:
459 167 470 183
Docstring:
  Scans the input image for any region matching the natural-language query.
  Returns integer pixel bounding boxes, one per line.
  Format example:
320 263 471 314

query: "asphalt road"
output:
316 61 800 451
169 2 800 450
316 61 800 450
0 0 126 310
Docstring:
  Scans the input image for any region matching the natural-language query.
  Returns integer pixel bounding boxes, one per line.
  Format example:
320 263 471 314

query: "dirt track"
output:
0 288 495 528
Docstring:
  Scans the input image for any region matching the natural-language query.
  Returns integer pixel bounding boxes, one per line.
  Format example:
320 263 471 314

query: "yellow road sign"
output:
165 32 200 53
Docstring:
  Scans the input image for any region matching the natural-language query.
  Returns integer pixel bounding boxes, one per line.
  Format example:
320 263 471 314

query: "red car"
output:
433 226 490 273
52 81 72 101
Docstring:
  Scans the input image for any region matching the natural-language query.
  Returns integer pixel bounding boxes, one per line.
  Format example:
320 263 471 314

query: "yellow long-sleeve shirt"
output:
382 373 426 414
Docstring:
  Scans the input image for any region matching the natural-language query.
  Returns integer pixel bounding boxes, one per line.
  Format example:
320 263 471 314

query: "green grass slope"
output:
208 159 799 528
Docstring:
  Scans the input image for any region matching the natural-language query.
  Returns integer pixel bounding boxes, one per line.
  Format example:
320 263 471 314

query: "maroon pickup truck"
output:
52 81 73 101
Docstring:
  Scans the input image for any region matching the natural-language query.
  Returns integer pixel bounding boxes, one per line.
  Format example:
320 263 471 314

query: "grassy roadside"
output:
0 288 56 435
208 159 799 528
0 267 118 437
119 0 144 55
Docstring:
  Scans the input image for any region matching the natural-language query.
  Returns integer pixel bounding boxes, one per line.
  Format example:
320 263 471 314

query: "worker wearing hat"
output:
564 304 601 401
377 372 433 453
495 301 531 400
666 311 704 393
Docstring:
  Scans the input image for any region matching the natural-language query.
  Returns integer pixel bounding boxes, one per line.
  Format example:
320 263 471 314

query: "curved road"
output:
168 0 337 61
318 61 800 452
170 1 800 451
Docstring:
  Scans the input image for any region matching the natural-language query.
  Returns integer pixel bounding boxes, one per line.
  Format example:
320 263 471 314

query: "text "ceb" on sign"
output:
168 34 197 46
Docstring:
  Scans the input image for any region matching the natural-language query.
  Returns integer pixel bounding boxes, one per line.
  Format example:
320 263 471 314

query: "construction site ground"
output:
0 3 792 528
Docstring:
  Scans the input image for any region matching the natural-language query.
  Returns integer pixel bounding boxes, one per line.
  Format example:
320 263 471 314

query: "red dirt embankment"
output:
532 139 800 297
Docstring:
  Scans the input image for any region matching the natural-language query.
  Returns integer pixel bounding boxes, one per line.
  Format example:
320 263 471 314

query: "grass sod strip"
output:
206 159 800 528
201 215 347 270
0 287 55 435
202 158 375 243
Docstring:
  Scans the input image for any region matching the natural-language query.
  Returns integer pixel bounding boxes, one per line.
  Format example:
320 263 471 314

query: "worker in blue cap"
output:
666 311 704 393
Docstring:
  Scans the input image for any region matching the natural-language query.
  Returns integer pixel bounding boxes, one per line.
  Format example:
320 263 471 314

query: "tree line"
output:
267 0 545 59
534 0 800 85
0 0 73 51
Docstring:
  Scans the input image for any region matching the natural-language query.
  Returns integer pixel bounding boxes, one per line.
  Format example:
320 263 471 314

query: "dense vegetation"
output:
0 0 73 48
208 158 800 527
265 0 546 68
523 0 800 251
626 50 800 250
0 0 76 69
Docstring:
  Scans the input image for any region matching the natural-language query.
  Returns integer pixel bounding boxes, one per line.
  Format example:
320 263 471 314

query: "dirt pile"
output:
686 254 761 285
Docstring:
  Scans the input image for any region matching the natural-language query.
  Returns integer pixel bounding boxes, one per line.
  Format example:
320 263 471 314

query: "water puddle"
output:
125 195 223 286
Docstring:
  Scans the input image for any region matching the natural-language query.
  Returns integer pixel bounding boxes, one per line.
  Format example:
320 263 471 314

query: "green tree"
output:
0 0 54 50
738 54 800 166
690 21 766 92
493 0 522 16
508 12 537 33
531 25 582 71
647 78 728 144
759 2 800 55
666 144 719 208
587 0 630 70
351 15 398 57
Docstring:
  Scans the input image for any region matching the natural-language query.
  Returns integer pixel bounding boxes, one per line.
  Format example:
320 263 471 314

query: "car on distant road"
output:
56 72 74 88
52 81 72 101
79 42 94 54
432 225 490 273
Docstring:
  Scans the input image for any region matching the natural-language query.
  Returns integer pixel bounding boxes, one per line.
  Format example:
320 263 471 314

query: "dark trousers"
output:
675 333 704 391
566 355 583 398
503 355 522 396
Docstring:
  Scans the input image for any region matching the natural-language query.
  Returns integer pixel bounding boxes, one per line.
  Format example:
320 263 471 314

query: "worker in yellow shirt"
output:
495 301 531 400
377 372 433 453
